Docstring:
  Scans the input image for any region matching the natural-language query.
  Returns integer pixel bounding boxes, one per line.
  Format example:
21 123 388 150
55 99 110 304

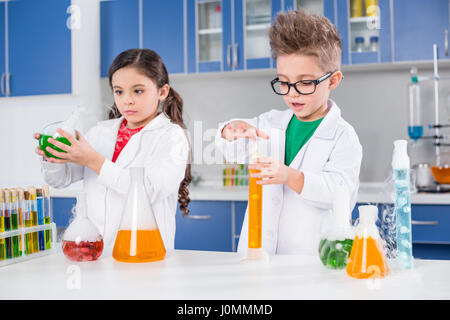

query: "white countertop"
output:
0 247 449 299
50 181 450 205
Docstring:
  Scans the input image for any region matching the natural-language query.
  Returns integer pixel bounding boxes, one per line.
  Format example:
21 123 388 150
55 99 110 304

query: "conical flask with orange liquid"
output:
112 167 165 263
346 205 389 279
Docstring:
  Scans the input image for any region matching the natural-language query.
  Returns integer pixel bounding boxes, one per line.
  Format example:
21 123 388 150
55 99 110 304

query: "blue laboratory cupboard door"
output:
175 201 233 252
142 0 185 74
234 0 281 70
187 0 233 73
0 2 5 98
323 0 336 24
393 0 449 61
100 0 140 77
336 0 349 65
8 0 71 96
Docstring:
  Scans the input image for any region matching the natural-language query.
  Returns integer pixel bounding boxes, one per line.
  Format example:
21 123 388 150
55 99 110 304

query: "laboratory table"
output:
0 247 450 300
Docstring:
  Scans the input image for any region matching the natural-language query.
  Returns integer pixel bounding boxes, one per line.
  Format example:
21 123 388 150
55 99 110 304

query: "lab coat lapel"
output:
115 113 170 168
288 100 340 170
98 117 123 161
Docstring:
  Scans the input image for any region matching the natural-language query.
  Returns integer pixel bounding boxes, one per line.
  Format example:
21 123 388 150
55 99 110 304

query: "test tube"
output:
36 188 45 251
248 138 262 249
10 189 20 257
0 189 5 260
23 191 33 255
43 185 52 250
15 188 25 256
27 187 39 253
3 190 12 259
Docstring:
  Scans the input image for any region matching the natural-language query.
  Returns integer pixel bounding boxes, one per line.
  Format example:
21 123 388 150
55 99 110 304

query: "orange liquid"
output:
346 236 389 279
112 229 166 263
431 166 450 184
248 169 262 249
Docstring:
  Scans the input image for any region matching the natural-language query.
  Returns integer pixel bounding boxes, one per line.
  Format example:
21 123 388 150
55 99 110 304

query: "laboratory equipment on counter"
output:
39 107 83 159
318 185 354 270
0 185 56 267
113 167 166 263
407 67 423 141
43 186 52 250
346 205 389 279
392 140 413 270
62 192 104 262
27 187 39 253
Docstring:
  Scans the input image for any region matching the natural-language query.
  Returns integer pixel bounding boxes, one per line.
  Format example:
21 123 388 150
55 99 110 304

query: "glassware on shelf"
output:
366 0 379 17
198 1 222 62
355 37 365 52
61 192 104 262
350 0 363 18
245 0 271 60
369 36 379 52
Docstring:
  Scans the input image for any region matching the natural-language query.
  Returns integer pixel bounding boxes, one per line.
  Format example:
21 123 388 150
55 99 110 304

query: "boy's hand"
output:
43 129 105 174
221 120 270 142
249 156 304 194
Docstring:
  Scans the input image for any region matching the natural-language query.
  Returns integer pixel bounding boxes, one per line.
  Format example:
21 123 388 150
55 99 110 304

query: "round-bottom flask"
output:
62 192 104 262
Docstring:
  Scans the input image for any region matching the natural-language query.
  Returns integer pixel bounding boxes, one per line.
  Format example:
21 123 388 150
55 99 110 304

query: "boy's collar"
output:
277 99 340 139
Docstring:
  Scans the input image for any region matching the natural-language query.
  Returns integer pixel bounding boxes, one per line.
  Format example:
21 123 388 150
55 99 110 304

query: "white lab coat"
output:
215 99 363 255
41 113 189 247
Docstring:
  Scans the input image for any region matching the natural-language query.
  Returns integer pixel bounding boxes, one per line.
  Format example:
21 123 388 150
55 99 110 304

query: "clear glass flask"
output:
112 167 166 263
318 185 354 270
346 205 389 279
62 192 104 262
39 109 81 159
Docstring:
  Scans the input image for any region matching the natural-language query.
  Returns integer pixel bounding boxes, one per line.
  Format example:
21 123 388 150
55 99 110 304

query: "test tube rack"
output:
0 223 57 267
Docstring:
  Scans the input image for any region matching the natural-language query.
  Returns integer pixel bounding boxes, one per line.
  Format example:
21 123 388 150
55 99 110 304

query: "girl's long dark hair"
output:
108 49 191 216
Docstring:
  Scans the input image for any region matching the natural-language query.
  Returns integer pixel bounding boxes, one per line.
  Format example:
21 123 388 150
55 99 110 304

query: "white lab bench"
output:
0 247 449 299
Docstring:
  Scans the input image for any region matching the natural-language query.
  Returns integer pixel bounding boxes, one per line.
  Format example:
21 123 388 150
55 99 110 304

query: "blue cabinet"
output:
51 197 76 228
142 0 185 74
393 0 449 61
0 1 5 98
234 201 247 251
100 0 140 78
187 0 281 73
175 200 233 252
7 0 71 96
100 0 185 77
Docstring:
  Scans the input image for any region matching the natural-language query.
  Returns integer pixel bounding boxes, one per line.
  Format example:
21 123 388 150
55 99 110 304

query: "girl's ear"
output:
328 71 343 91
159 84 171 102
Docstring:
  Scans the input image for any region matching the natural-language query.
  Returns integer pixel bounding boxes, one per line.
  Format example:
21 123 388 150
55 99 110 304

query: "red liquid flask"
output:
62 192 103 262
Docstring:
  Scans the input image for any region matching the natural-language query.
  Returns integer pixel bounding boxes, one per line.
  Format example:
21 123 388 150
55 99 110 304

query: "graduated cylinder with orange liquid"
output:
113 167 166 263
346 205 389 279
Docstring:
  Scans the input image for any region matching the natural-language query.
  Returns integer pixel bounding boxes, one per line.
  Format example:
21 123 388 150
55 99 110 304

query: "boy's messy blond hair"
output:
269 10 342 72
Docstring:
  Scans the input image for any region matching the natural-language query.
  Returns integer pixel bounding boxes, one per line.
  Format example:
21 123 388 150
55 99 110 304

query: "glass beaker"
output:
318 185 354 270
62 192 104 262
346 205 389 279
112 167 166 263
432 151 450 184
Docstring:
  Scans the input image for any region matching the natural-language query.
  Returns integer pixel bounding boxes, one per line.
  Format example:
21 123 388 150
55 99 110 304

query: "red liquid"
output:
62 240 104 262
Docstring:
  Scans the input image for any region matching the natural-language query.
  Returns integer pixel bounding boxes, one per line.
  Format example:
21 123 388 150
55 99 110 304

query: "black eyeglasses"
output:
270 72 334 96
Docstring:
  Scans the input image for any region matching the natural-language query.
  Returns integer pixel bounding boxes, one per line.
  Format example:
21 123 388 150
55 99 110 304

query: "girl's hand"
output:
249 156 305 193
44 129 105 174
33 133 50 160
222 120 269 142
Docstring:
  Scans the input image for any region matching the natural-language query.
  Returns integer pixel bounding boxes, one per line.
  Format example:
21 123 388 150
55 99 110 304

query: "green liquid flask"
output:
0 190 5 260
318 185 354 270
39 109 81 159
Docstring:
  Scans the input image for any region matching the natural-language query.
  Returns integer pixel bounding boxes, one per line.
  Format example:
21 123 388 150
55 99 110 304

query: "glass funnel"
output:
61 192 104 262
112 167 166 263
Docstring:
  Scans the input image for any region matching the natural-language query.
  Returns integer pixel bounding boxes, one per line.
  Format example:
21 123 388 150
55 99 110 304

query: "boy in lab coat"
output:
215 10 363 255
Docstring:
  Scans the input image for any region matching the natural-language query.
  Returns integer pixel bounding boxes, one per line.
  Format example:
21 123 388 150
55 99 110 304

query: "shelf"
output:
349 16 380 23
198 28 222 35
246 23 271 31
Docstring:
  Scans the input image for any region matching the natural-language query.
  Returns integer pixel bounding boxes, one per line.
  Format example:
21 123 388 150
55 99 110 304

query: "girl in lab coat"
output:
34 49 191 247
216 11 363 255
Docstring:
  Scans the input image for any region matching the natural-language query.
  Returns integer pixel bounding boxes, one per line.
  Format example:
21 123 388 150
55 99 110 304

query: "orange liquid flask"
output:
346 205 389 279
113 167 166 263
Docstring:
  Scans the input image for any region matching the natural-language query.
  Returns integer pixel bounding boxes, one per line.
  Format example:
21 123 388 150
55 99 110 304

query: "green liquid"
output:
319 238 353 269
24 220 33 255
30 211 39 253
0 217 4 260
39 135 71 159
44 217 51 250
11 213 20 258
